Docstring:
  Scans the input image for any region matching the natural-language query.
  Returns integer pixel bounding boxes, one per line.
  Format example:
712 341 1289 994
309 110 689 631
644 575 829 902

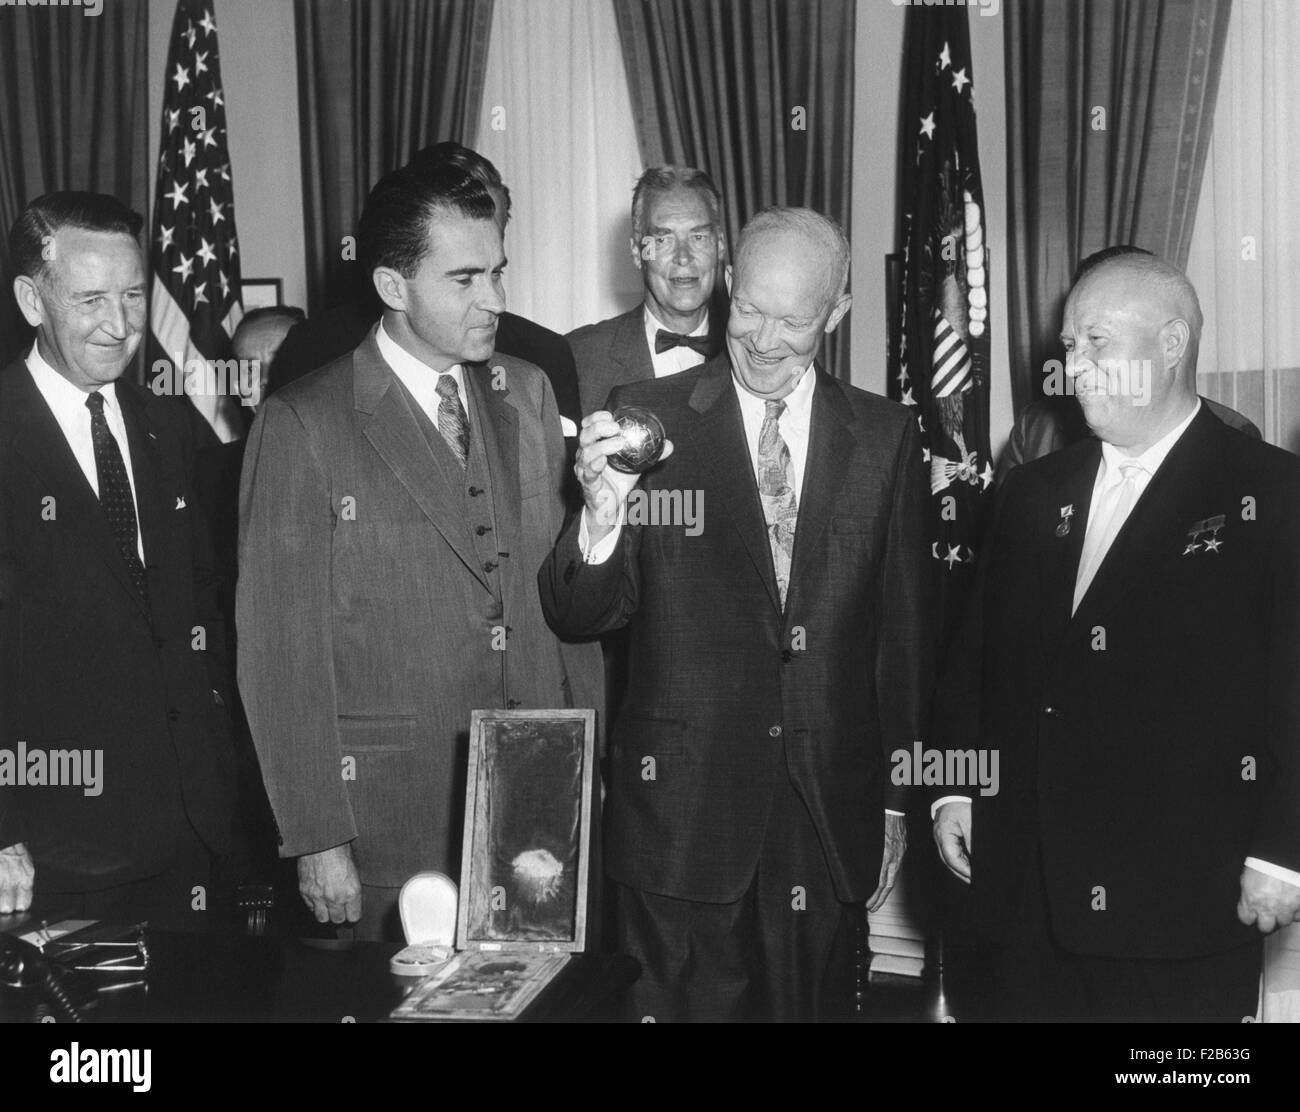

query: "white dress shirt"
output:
376 320 469 433
644 306 710 378
26 344 145 563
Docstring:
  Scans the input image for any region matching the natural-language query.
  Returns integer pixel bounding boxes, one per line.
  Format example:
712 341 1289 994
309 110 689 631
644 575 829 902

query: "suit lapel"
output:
352 333 490 592
608 308 655 394
1038 444 1100 651
117 384 171 592
1065 407 1222 644
783 369 855 622
685 360 782 614
3 363 151 616
464 362 520 550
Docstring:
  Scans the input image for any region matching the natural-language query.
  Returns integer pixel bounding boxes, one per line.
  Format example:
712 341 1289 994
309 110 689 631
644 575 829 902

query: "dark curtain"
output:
1004 0 1232 414
294 0 495 315
0 0 149 366
613 0 855 381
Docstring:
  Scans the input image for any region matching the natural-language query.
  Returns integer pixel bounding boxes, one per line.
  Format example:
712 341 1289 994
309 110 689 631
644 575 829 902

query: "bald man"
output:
540 207 935 1021
932 253 1300 1021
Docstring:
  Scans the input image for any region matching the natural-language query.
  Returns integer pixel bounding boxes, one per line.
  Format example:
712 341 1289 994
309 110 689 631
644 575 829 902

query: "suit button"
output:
475 525 492 536
507 699 521 709
769 725 782 737
483 560 498 573
167 708 181 723
781 650 793 664
468 486 483 497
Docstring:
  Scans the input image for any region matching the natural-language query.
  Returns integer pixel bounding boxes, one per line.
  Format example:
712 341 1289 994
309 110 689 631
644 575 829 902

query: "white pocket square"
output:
174 496 186 510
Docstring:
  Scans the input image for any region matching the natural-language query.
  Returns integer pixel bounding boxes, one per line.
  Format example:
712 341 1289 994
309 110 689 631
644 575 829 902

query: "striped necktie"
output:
435 373 470 468
757 400 798 608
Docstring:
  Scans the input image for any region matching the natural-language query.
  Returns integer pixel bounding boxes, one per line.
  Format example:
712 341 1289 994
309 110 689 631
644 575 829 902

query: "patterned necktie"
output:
85 391 147 599
435 373 470 468
757 400 798 608
1072 458 1146 614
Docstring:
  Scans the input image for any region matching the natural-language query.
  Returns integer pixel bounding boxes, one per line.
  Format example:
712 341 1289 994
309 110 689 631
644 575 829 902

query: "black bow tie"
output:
655 329 717 357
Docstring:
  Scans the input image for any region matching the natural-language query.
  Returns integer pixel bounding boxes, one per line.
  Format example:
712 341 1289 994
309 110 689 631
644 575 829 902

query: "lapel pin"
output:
1055 504 1074 537
175 496 186 510
1183 514 1225 555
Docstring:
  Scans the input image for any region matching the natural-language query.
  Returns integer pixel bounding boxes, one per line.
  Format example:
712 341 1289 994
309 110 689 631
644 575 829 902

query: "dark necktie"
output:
654 329 717 358
85 390 147 598
435 373 470 468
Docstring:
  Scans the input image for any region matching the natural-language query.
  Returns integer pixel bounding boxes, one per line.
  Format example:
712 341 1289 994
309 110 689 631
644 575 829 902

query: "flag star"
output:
194 51 209 76
194 168 209 190
218 270 230 298
181 137 196 167
939 42 951 70
200 127 218 150
173 253 194 282
218 162 231 182
164 180 189 209
901 387 915 406
943 544 962 569
208 197 225 224
193 281 208 306
185 21 197 49
159 225 175 251
227 238 238 259
980 461 995 489
922 446 932 463
199 10 216 36
166 108 181 133
197 238 217 267
172 63 190 92
952 68 971 94
920 112 936 140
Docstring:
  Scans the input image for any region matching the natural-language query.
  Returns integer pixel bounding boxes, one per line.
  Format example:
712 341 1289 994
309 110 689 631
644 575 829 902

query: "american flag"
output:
149 0 243 442
891 5 993 641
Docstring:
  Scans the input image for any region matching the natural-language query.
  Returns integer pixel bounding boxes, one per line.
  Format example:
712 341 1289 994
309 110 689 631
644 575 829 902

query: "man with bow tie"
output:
932 252 1300 1020
567 166 728 418
541 207 935 1021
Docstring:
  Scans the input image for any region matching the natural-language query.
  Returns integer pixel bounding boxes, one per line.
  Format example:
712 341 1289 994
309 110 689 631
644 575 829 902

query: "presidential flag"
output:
892 5 993 638
149 0 243 442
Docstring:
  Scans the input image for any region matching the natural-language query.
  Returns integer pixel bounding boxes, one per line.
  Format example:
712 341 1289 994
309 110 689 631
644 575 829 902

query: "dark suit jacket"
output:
935 406 1300 959
998 394 1261 481
567 304 726 417
539 357 935 903
236 329 603 887
0 359 236 890
270 303 583 429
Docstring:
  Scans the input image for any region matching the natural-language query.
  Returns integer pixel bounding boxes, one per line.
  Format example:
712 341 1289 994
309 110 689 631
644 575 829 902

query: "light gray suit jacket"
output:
236 327 603 886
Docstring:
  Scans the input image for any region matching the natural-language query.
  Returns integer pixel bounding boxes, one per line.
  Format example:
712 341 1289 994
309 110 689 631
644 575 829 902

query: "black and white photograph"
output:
0 0 1297 1092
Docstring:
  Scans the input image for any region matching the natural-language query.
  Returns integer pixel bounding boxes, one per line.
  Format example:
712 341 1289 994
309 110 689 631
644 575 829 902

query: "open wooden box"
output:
390 709 596 1021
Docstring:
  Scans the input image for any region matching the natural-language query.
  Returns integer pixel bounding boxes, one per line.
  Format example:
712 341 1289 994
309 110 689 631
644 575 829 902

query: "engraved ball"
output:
606 405 666 474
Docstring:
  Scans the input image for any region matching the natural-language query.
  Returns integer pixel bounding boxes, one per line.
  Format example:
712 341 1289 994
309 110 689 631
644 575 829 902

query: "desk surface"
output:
1 917 637 1023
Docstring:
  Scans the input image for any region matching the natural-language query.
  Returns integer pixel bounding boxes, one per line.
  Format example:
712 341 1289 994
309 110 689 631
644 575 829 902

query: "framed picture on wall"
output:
240 278 283 311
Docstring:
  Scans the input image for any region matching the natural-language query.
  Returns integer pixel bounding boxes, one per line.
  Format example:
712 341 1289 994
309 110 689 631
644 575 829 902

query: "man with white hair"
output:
541 206 935 1021
932 252 1300 1020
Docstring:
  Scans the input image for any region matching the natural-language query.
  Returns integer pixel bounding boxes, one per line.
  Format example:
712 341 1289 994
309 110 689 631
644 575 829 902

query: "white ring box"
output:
389 872 458 976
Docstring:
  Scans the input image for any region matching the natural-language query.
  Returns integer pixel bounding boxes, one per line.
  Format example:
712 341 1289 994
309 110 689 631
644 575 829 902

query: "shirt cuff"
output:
1244 857 1300 889
930 795 971 820
578 503 625 565
885 809 906 818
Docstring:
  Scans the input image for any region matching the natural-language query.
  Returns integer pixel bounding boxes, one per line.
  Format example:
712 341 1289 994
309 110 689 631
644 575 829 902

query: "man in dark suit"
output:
932 252 1300 1020
568 166 728 417
237 164 602 942
540 207 935 1021
270 143 582 434
0 192 235 927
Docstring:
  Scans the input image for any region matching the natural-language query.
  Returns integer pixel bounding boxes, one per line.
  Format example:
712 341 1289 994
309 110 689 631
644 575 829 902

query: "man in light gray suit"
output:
237 163 602 941
568 166 727 416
